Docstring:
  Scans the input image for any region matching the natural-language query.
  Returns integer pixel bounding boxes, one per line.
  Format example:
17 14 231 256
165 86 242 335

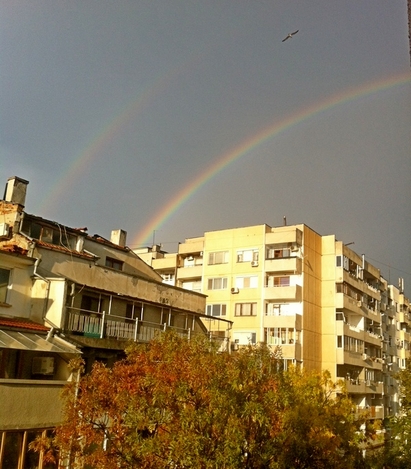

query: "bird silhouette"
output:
282 30 299 42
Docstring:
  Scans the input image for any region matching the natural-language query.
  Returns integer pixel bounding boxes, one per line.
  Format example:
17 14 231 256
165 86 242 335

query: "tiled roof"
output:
0 316 49 332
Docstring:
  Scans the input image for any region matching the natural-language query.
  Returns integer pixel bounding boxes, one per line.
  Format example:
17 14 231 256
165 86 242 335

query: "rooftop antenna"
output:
283 216 287 226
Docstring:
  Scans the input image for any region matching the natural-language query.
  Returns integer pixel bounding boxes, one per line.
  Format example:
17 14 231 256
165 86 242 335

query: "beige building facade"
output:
137 223 411 421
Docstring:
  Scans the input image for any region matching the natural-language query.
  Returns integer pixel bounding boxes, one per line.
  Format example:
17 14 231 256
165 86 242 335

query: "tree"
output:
34 332 368 468
378 361 411 469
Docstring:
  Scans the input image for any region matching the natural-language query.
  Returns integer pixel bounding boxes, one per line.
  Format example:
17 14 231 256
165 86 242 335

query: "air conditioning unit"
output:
362 353 368 361
231 287 239 294
32 357 55 375
0 223 10 238
251 261 259 267
187 256 194 261
290 244 299 252
160 298 170 305
357 301 362 307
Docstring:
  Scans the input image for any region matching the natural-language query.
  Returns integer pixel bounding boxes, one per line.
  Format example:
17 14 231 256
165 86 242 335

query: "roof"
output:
0 316 49 332
0 329 80 354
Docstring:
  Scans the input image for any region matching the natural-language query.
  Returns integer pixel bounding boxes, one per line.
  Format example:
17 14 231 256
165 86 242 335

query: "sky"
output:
1 1 410 293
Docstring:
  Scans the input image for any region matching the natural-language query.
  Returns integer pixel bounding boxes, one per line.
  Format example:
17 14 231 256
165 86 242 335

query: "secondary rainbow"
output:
133 71 411 247
37 56 196 216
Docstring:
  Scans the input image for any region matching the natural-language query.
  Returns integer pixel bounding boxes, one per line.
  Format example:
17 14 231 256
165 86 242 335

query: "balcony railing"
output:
66 308 227 346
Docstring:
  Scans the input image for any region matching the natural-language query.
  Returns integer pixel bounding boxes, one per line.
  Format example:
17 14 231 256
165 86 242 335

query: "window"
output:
206 304 227 317
235 276 258 289
237 249 258 263
207 277 228 290
208 251 228 265
267 248 290 259
273 276 290 287
105 257 123 271
0 267 11 304
336 255 342 267
265 327 298 345
235 302 257 316
266 303 292 316
162 273 175 283
81 295 101 313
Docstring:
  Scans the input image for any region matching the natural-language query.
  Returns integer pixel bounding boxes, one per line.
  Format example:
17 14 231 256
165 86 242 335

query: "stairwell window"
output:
0 268 11 304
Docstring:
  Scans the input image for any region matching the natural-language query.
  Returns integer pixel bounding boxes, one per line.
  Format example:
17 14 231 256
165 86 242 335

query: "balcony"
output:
265 228 303 246
267 341 301 360
355 405 384 420
65 308 226 346
264 285 302 301
265 257 302 274
177 264 203 280
178 239 204 255
263 313 302 330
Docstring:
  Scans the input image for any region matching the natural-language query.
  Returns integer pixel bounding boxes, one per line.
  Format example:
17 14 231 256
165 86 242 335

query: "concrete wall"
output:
0 379 68 430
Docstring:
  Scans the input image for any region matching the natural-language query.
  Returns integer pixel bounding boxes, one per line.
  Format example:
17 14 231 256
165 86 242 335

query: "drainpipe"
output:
33 257 51 322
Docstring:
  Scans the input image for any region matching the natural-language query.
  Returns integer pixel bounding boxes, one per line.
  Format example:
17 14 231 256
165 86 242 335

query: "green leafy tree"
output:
379 361 411 469
35 332 368 468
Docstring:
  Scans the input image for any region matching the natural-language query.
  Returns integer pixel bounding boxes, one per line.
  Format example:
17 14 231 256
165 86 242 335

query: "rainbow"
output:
37 56 195 216
132 71 411 247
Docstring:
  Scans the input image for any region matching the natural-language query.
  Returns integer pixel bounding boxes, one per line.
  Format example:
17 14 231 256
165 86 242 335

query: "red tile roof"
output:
0 316 49 332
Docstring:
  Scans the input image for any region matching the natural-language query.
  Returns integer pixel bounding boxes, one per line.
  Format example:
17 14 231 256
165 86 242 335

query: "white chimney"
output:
110 229 127 248
4 176 29 206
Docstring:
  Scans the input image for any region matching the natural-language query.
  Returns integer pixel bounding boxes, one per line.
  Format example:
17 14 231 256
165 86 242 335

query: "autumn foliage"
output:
43 332 368 468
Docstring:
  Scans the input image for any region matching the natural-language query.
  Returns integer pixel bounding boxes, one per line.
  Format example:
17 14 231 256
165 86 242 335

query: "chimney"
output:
110 229 127 248
4 177 29 207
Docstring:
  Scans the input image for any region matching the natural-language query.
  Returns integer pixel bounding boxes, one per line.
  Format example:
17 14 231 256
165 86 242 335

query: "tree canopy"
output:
37 332 369 468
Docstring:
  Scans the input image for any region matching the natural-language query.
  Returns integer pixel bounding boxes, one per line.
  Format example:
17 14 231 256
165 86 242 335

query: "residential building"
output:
0 249 80 469
138 223 410 421
0 176 231 468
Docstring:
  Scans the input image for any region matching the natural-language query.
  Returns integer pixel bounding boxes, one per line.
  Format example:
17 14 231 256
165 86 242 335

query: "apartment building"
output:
137 223 411 420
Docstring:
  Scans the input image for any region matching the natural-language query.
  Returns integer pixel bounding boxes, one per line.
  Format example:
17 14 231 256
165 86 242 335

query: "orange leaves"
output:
51 333 366 468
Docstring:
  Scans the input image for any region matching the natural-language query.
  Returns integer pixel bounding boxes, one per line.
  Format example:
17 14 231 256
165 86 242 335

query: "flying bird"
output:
282 30 299 42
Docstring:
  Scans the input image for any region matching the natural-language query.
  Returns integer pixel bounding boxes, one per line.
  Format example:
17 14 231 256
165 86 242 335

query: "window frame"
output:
0 267 11 304
207 277 228 290
235 302 257 317
208 251 229 265
236 249 259 263
235 275 258 289
105 257 124 271
206 303 227 317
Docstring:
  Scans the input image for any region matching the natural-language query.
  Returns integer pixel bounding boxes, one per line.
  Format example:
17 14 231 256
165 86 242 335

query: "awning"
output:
0 330 80 354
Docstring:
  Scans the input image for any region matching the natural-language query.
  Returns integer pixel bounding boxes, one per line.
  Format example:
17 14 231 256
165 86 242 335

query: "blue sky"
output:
1 1 410 291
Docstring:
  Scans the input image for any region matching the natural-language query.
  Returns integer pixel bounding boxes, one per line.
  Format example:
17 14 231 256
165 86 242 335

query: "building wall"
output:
0 379 69 430
0 252 34 319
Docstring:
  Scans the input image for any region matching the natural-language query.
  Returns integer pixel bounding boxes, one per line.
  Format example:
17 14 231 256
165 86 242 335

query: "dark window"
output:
105 257 123 271
81 295 100 313
0 267 11 303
